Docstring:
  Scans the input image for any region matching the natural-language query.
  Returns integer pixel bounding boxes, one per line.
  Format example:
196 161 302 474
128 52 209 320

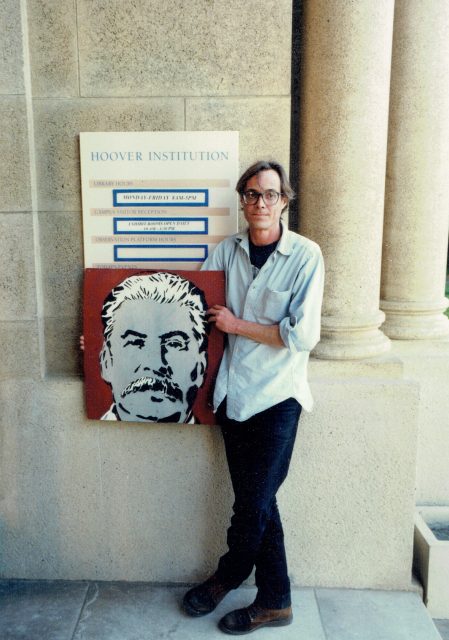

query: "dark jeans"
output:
215 397 302 609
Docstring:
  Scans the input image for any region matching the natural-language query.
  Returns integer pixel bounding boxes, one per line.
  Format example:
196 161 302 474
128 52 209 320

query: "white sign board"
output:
80 131 239 269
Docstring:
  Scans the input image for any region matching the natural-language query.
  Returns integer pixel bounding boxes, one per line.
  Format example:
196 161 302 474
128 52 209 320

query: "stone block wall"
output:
9 0 292 376
1 1 38 381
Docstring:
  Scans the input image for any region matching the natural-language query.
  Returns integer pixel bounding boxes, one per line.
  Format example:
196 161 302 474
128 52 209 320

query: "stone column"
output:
380 0 449 339
298 0 394 359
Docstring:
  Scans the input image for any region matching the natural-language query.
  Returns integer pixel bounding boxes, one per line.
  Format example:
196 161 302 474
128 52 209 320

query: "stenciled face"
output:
101 298 206 423
242 169 288 242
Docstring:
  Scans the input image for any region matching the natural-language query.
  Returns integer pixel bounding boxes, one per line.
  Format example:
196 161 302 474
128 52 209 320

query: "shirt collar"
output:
234 221 293 256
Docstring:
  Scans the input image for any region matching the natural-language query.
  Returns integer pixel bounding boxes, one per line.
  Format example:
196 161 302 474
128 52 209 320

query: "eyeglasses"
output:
242 189 282 206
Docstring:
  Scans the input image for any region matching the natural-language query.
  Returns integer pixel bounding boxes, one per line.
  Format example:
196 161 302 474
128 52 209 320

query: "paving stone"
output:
315 588 442 640
72 584 324 640
0 580 88 640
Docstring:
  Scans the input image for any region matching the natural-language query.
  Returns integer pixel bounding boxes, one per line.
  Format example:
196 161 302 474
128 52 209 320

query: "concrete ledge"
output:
414 507 449 618
309 353 405 379
0 370 419 589
392 340 449 503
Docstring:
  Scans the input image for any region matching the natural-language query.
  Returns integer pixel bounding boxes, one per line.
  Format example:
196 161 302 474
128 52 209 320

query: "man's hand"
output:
207 305 239 334
207 305 284 348
79 335 85 351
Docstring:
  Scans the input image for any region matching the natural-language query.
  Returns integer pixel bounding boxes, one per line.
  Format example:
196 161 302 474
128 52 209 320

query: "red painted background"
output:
83 268 226 425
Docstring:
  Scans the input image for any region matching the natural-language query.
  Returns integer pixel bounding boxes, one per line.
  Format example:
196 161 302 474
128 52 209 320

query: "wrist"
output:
234 317 245 336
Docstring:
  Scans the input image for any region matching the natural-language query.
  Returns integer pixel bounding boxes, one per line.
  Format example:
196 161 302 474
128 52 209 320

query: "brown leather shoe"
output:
182 575 232 617
218 602 293 634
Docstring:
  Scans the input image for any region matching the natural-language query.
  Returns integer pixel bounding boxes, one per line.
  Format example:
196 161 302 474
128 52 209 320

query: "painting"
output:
83 269 225 424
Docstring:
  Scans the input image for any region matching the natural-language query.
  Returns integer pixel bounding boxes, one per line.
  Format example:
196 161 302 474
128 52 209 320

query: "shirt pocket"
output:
255 288 291 323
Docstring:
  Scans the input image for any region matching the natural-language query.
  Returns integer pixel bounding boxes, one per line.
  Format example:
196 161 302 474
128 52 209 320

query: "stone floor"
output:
0 580 445 640
436 619 449 640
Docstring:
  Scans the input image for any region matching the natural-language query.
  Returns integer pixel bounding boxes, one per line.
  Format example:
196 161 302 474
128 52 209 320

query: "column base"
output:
380 298 449 340
313 313 391 360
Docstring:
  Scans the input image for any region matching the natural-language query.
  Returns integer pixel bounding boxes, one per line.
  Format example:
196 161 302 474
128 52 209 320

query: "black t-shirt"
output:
249 230 280 272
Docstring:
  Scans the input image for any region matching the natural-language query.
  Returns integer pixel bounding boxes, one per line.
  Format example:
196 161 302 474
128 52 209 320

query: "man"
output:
99 272 209 423
182 160 324 634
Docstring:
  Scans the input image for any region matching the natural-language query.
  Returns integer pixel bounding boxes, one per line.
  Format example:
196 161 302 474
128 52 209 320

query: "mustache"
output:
120 376 183 403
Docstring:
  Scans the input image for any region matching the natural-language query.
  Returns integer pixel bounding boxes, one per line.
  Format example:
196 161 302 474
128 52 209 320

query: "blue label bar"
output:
113 244 209 262
113 217 208 235
113 188 209 207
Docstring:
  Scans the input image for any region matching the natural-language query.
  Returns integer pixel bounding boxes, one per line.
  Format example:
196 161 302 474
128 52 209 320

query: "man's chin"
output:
117 400 188 423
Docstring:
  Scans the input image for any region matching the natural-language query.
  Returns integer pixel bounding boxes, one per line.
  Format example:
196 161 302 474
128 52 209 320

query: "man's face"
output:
101 298 206 422
242 169 287 236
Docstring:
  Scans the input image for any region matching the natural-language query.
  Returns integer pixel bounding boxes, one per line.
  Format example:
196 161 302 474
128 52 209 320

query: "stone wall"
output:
0 372 420 589
4 0 291 377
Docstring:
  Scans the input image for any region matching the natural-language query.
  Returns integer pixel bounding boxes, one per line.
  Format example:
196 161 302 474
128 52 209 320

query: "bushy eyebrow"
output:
121 329 147 340
159 330 190 341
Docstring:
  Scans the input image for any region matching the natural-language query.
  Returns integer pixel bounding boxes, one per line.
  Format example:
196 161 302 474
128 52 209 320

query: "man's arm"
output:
207 305 284 348
279 248 324 353
208 244 324 352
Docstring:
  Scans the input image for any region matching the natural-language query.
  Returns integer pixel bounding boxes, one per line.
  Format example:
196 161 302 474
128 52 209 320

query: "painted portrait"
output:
83 269 225 424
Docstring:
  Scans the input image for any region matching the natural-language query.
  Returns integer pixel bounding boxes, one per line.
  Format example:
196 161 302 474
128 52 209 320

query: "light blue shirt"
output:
201 222 324 420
